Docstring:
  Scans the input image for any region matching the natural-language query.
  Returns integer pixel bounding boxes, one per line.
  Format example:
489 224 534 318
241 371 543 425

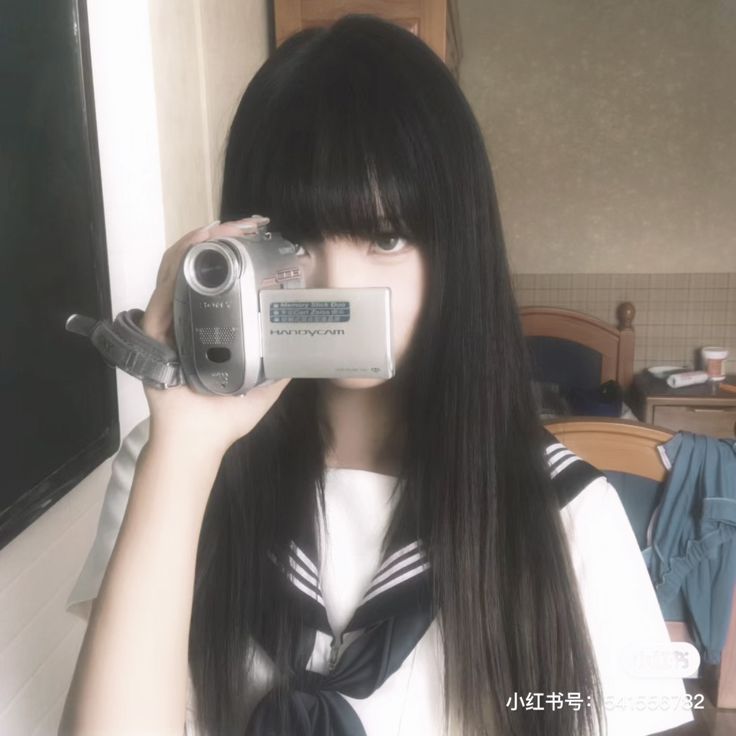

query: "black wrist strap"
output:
65 309 184 389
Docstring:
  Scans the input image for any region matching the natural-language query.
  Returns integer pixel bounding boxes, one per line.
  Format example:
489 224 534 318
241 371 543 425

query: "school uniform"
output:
67 418 695 735
644 431 736 666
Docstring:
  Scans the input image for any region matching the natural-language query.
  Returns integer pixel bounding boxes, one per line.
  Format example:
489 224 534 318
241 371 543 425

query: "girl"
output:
61 15 693 736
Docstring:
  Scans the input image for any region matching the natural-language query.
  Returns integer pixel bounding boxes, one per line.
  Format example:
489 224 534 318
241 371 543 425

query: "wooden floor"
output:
660 679 736 736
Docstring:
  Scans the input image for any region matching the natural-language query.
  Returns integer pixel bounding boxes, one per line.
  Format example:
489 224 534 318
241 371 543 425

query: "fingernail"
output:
206 219 221 228
235 215 269 230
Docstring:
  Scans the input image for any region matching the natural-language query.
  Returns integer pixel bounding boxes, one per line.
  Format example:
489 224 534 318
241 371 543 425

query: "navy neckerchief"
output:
245 481 434 736
245 435 601 735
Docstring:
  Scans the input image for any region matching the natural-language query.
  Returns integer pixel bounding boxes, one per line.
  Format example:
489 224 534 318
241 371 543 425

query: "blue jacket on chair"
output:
643 432 736 665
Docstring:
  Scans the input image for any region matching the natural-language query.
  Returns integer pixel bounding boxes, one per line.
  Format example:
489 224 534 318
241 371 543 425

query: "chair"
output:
545 417 736 709
520 302 636 394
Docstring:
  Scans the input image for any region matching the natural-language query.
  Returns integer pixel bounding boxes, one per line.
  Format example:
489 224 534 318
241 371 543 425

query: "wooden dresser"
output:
631 372 736 438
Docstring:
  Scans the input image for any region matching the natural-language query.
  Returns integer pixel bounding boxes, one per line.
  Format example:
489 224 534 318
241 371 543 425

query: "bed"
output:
520 302 636 417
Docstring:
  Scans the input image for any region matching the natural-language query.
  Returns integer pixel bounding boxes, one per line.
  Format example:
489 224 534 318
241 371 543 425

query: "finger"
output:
164 220 222 261
168 217 269 259
210 215 270 240
141 289 173 342
230 215 270 231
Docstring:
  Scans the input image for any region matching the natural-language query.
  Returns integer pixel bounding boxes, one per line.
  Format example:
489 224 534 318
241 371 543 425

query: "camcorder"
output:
66 217 395 395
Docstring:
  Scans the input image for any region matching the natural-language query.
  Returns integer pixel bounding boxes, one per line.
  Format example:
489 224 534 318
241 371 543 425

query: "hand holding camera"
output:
140 218 292 454
66 214 395 453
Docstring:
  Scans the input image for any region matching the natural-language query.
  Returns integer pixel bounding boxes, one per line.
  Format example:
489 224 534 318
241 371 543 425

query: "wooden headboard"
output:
520 302 636 392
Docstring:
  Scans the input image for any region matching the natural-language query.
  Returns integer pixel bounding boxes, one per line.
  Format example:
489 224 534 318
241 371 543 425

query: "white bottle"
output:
666 371 709 389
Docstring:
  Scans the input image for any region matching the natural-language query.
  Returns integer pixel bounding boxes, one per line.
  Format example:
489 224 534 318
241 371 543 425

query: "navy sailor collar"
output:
245 437 604 735
542 428 604 507
268 485 432 637
268 434 601 638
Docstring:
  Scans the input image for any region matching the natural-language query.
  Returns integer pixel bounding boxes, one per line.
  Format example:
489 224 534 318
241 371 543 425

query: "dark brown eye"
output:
372 236 408 253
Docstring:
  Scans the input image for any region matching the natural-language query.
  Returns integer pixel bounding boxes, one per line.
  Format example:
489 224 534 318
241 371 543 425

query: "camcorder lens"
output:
194 249 230 289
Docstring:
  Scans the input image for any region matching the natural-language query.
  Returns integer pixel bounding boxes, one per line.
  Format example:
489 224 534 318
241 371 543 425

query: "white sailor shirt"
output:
66 418 695 735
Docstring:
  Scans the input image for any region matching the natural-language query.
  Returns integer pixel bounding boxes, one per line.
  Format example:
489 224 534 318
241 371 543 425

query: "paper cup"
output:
701 347 729 381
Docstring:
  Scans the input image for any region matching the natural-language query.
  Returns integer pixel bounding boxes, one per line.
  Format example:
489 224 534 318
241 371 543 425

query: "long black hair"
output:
189 14 604 735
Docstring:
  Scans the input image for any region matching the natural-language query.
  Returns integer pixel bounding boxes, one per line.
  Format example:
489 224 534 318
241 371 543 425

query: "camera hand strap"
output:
65 309 185 390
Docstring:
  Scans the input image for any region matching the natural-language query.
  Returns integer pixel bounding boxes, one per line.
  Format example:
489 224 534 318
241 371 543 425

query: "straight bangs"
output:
220 15 472 255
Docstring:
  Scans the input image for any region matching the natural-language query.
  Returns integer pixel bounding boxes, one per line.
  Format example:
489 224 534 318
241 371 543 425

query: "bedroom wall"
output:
458 0 736 275
458 0 736 371
149 0 268 240
0 3 268 734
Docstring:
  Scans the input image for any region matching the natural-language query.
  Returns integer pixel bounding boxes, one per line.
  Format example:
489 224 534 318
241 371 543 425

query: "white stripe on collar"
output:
362 562 431 604
375 540 425 576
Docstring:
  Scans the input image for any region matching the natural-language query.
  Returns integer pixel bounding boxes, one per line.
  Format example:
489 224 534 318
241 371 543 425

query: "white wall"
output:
459 0 736 273
0 2 268 734
150 0 271 240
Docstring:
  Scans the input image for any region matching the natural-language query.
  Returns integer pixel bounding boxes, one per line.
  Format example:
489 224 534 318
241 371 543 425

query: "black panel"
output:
0 0 119 549
526 336 603 392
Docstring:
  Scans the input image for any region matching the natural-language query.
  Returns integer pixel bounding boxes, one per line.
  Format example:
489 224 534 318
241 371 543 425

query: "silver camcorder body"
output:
174 223 394 395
